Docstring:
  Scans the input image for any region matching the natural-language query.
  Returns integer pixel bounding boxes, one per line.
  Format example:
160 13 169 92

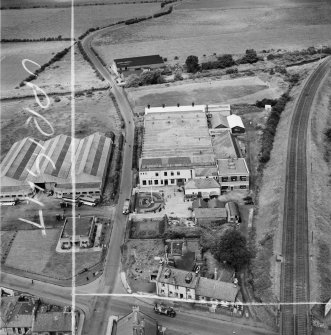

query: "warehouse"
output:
0 132 112 200
112 54 165 76
139 105 217 187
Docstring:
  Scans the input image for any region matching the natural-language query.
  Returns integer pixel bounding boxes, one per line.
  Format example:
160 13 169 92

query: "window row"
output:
221 176 247 182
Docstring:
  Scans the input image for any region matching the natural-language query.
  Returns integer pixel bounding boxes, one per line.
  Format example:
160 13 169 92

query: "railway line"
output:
280 57 330 335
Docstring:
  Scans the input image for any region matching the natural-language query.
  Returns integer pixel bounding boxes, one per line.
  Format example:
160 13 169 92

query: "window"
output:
148 180 152 185
142 180 147 185
240 185 247 189
162 283 165 287
177 171 180 175
154 180 159 185
240 176 247 181
164 172 167 176
231 176 237 181
171 171 174 176
155 172 159 177
171 179 175 184
175 285 179 290
221 177 228 182
161 180 163 184
161 289 165 294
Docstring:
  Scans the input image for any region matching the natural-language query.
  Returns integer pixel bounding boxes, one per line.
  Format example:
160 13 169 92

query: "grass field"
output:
1 3 160 39
94 0 331 63
0 91 120 161
5 229 101 279
1 0 158 8
0 42 72 96
126 76 277 114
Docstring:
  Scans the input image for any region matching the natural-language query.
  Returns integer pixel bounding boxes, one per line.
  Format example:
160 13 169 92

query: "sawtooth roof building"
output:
139 105 217 187
0 132 112 200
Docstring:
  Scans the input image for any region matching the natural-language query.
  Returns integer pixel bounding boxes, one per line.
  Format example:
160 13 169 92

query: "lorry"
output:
122 198 130 215
153 304 176 317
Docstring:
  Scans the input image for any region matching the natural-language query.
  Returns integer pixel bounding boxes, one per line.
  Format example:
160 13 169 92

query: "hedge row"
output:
109 92 125 129
259 92 290 164
77 40 105 81
1 37 73 43
125 16 152 25
153 5 172 17
91 46 107 67
132 126 143 170
19 46 71 87
161 0 177 7
118 133 124 151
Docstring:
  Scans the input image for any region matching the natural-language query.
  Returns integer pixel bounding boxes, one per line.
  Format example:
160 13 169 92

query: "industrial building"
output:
217 158 249 191
139 105 217 187
0 132 112 200
112 54 165 76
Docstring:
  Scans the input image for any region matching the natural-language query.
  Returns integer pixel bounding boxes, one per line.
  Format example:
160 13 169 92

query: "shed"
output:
226 115 245 134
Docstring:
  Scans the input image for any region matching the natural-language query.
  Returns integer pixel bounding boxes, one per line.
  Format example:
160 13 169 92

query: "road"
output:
280 57 331 335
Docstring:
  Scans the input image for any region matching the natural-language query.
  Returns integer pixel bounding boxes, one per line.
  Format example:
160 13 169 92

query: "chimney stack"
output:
177 103 180 107
162 104 165 108
147 104 150 109
192 102 195 107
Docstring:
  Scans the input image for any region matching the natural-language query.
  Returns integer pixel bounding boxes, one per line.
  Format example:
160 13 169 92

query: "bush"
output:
324 128 331 142
225 67 238 74
185 55 199 73
174 71 183 81
255 98 278 108
125 70 165 87
237 49 260 64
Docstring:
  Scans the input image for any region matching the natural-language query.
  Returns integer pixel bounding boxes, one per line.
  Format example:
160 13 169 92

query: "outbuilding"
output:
226 114 245 134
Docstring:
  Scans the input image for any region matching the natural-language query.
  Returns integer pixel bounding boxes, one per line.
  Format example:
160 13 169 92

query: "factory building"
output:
0 132 112 200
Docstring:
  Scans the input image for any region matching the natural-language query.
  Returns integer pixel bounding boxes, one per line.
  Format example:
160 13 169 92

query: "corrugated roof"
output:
227 114 245 129
210 113 229 129
196 277 239 302
211 131 239 159
0 133 112 194
114 54 164 68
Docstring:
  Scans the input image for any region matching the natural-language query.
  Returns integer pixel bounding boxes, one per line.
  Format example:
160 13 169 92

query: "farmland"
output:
4 229 102 279
1 3 160 39
93 0 331 63
0 42 72 96
0 91 121 161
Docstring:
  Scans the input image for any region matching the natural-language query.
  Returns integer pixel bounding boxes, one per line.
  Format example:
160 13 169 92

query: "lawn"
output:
5 229 101 279
129 218 166 239
0 91 120 161
0 42 72 95
0 231 17 263
1 3 160 39
94 0 331 62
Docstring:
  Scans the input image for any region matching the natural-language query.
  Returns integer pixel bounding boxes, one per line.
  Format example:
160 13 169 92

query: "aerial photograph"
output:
0 0 331 334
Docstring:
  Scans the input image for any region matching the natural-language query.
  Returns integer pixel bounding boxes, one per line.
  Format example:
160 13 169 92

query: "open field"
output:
0 91 120 161
18 44 108 97
1 3 160 39
126 76 283 114
94 0 331 63
1 0 159 8
0 42 72 96
4 229 102 279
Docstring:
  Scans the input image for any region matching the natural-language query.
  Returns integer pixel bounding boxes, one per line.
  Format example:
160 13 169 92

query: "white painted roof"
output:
145 105 206 115
226 114 245 129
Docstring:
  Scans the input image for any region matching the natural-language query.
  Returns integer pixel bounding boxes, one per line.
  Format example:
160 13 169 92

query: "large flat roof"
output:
0 132 112 193
114 54 164 68
217 158 249 175
211 131 240 159
141 109 215 169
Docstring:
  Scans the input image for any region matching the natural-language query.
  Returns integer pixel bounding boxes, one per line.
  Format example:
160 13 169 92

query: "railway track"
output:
280 57 330 335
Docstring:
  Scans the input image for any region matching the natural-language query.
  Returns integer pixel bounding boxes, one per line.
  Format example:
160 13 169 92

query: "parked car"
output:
154 304 176 317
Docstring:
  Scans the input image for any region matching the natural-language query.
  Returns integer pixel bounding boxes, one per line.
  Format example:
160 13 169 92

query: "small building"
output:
196 277 240 305
112 55 165 76
225 201 241 223
193 208 227 225
206 104 231 116
226 114 245 134
210 114 229 130
154 266 240 306
184 178 220 197
113 306 159 335
59 216 97 249
155 266 199 300
217 158 249 191
32 311 74 335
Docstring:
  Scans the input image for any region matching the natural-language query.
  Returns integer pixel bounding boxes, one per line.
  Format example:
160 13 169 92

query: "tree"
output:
238 49 259 64
211 229 252 271
217 54 235 68
185 55 199 73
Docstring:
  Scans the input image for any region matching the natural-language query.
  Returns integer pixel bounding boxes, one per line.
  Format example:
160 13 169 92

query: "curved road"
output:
280 57 331 335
